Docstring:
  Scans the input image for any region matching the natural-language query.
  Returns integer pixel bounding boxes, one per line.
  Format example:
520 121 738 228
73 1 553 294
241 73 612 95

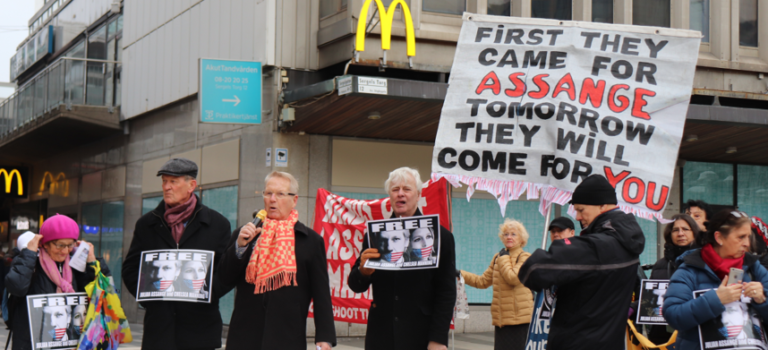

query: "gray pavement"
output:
0 323 495 349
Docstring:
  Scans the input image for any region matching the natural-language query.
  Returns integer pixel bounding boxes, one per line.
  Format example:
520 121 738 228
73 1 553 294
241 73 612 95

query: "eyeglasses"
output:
51 242 76 250
261 191 296 199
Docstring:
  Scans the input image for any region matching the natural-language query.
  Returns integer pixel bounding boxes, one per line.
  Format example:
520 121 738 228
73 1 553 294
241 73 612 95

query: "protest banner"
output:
637 279 670 325
308 178 450 324
26 292 88 350
364 214 441 270
694 289 768 350
526 290 552 350
136 249 214 303
431 14 701 221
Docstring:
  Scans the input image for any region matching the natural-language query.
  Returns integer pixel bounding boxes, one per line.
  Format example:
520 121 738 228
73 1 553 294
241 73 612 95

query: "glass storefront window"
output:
201 186 238 324
488 0 510 16
79 201 124 294
423 0 465 15
633 0 670 27
532 0 572 20
740 0 758 47
592 0 613 23
682 161 734 206
142 196 163 216
81 203 101 256
737 165 768 219
691 0 710 43
101 201 124 294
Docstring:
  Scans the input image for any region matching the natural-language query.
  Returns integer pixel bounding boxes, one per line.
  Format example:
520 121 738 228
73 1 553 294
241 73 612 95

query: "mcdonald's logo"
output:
356 0 416 64
38 171 69 197
0 166 27 198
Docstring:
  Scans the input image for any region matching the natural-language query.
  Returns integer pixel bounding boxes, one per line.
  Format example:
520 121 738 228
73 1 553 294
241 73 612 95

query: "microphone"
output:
251 209 267 227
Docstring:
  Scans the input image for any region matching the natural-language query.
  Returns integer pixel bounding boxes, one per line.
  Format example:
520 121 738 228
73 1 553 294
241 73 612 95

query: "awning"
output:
283 75 446 142
284 77 768 165
0 105 122 162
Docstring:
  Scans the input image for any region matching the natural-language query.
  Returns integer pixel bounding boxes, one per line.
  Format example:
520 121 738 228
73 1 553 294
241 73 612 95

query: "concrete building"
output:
0 0 767 337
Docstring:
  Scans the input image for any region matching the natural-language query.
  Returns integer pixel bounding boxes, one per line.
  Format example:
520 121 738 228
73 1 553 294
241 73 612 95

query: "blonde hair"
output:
498 219 529 248
265 171 299 194
384 167 423 194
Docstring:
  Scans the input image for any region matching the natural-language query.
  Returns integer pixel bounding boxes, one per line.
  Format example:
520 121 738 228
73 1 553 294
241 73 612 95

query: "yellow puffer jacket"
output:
461 246 534 327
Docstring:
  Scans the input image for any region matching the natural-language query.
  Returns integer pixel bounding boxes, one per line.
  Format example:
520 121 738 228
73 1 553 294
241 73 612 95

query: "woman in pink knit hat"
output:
5 214 106 350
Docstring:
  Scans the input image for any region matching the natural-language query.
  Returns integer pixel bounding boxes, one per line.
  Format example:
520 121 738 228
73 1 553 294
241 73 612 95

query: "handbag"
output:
77 260 132 350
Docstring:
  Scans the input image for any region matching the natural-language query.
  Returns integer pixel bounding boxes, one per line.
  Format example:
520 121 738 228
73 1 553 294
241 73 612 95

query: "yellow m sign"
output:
356 0 416 58
0 168 23 196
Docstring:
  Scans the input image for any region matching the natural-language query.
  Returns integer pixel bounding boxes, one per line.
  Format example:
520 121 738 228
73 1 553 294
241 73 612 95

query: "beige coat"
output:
461 246 534 327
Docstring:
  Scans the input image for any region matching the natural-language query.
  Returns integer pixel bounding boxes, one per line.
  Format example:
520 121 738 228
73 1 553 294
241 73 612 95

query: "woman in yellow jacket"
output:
459 219 533 350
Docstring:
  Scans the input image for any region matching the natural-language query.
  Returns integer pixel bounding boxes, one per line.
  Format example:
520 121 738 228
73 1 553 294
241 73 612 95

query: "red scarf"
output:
701 244 744 280
164 195 197 243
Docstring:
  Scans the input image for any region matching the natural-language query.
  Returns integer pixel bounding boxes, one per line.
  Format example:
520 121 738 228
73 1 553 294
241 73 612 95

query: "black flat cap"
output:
569 174 617 205
549 216 575 231
157 158 198 178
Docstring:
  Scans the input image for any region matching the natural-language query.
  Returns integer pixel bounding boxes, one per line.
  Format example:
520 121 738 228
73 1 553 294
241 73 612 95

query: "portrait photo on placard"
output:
695 289 768 350
637 279 669 325
26 293 89 350
365 214 441 271
136 249 214 303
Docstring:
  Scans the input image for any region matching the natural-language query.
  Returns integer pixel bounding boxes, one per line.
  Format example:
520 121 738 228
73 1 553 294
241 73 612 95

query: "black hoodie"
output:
518 208 645 350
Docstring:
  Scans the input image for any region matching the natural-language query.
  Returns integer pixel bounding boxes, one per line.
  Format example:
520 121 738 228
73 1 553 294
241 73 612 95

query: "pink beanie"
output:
40 214 80 244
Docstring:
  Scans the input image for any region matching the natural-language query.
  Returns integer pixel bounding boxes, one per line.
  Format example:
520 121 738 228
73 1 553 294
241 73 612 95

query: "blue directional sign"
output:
200 59 262 124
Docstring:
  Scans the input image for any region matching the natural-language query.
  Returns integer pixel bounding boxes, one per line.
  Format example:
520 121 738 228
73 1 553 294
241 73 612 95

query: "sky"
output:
0 0 36 98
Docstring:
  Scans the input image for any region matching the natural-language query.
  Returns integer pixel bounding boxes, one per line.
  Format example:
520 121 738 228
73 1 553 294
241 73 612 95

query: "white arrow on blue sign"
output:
200 59 262 124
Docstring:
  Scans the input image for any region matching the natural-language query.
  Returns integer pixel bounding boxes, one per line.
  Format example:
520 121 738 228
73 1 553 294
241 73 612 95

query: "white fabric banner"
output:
432 15 701 220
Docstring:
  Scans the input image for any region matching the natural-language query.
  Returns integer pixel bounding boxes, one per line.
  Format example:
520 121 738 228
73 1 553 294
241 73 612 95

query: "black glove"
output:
455 269 461 278
499 248 510 257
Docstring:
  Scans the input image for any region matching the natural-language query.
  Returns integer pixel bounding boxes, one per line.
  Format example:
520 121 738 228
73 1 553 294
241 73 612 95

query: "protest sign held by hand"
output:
432 15 701 220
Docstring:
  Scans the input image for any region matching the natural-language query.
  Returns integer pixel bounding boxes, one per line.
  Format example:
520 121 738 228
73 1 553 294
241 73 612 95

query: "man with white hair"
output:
218 171 336 350
348 167 457 350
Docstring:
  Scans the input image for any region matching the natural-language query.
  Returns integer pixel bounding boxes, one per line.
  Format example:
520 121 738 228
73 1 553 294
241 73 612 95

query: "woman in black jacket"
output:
647 213 701 345
4 215 102 350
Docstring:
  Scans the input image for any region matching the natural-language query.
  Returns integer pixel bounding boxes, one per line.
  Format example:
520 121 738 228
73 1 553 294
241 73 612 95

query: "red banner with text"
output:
308 178 450 324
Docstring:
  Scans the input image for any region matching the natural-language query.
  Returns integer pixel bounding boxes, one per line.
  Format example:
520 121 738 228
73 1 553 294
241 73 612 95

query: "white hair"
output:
384 167 423 194
265 171 299 194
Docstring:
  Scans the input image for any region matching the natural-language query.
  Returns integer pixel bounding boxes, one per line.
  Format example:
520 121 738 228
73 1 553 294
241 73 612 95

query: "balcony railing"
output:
0 57 121 140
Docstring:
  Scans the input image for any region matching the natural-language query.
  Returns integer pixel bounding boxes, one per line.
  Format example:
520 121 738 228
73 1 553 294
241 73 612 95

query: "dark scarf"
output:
701 243 744 280
164 194 197 243
663 242 697 263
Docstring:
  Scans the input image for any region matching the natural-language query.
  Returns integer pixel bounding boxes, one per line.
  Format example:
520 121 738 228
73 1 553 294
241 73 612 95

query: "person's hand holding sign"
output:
744 281 766 304
237 223 262 248
359 248 380 276
716 276 744 305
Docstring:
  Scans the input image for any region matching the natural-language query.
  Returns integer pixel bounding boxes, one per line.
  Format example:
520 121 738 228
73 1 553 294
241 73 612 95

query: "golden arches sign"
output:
38 171 69 197
0 169 23 196
355 0 416 62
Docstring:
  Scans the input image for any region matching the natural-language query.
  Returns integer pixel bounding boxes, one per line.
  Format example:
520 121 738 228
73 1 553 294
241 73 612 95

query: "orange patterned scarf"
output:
245 210 299 294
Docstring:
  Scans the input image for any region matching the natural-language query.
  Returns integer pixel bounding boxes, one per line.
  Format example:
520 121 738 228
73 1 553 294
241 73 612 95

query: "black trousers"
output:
494 324 529 350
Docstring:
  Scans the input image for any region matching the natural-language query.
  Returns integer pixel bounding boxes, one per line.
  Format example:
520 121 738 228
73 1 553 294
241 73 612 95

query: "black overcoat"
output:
347 210 457 350
5 249 108 350
122 196 232 350
218 221 336 350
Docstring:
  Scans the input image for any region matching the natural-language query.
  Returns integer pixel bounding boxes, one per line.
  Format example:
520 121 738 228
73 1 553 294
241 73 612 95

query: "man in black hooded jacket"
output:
518 174 645 350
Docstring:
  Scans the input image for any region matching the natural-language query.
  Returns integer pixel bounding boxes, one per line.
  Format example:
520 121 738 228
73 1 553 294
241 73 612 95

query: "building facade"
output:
0 0 767 336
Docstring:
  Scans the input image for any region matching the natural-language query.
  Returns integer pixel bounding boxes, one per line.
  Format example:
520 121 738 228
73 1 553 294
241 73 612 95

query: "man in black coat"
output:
518 174 645 350
218 171 335 350
348 167 456 350
122 158 232 350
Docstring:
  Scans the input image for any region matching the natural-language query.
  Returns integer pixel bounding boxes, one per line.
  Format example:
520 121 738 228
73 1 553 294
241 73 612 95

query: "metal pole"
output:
541 204 553 250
